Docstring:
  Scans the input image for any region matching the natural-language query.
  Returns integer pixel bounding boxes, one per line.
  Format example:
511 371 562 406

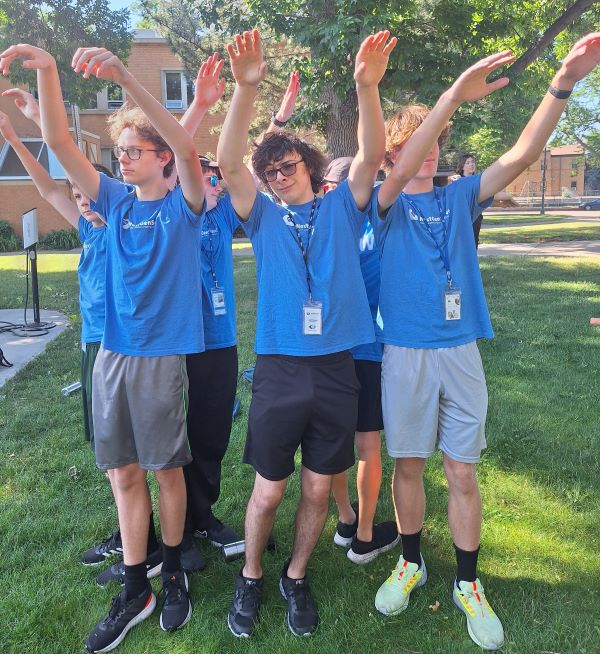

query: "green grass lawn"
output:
480 221 600 244
482 214 567 226
1 255 599 654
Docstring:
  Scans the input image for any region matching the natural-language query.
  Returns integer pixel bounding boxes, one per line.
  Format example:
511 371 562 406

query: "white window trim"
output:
161 69 192 110
0 139 67 181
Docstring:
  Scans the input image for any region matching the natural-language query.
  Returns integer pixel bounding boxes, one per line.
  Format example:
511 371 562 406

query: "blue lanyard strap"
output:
402 188 453 287
286 196 319 300
200 214 219 285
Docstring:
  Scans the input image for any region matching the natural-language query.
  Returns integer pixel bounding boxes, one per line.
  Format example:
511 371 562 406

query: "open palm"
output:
559 33 600 84
447 51 516 103
354 31 397 88
194 53 226 108
227 30 267 87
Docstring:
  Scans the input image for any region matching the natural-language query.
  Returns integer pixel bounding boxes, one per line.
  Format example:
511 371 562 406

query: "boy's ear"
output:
158 149 173 169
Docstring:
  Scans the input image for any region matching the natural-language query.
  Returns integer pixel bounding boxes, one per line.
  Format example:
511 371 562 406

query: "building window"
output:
571 180 577 189
101 147 122 179
162 70 194 109
107 83 124 109
0 139 66 179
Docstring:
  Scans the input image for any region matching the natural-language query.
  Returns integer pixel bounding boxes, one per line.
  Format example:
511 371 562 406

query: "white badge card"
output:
303 300 322 335
444 287 461 321
211 286 227 316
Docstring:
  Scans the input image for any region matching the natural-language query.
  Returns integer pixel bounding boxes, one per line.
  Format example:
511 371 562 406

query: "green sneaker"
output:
375 555 427 616
453 578 504 650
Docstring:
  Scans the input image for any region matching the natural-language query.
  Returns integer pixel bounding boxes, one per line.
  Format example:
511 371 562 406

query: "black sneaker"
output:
279 563 318 637
227 571 263 638
85 588 156 653
347 521 400 565
96 548 163 588
159 570 192 632
333 501 359 548
195 514 241 547
81 529 123 566
181 533 206 572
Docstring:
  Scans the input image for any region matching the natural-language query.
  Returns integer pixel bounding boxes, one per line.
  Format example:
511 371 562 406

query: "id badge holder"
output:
444 287 462 321
303 300 322 335
211 285 227 316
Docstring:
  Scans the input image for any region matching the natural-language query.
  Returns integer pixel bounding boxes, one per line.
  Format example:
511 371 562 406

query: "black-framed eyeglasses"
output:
113 145 164 160
263 159 303 182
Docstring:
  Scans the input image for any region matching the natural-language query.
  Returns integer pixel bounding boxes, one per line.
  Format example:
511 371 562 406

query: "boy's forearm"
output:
355 84 385 169
10 136 57 196
120 71 197 159
179 101 209 137
217 84 257 174
37 65 73 150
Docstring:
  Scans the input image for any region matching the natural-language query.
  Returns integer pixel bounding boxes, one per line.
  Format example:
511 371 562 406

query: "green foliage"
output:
0 220 19 252
38 228 80 251
0 0 133 106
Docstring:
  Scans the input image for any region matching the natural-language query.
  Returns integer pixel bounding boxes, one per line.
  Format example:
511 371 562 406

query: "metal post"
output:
28 245 41 324
540 146 548 215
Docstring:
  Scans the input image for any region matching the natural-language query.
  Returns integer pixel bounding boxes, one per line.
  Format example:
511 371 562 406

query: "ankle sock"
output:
454 544 480 583
162 541 182 573
124 562 150 599
400 529 422 565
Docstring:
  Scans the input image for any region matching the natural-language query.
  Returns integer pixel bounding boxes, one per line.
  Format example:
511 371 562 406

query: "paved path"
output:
0 309 69 388
478 240 600 257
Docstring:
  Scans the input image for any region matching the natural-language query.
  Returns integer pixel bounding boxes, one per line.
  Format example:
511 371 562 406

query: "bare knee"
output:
300 469 332 507
154 467 184 491
394 457 426 482
112 464 147 493
443 456 478 495
250 474 286 513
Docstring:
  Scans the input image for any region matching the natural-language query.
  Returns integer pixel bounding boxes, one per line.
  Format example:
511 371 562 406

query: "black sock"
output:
147 512 159 554
455 544 480 583
124 562 150 600
162 541 182 573
400 530 422 565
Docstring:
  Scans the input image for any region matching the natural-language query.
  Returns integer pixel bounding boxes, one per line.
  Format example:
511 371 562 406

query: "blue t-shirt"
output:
91 173 205 356
350 216 383 362
201 194 237 349
78 216 107 343
373 174 494 349
240 180 375 355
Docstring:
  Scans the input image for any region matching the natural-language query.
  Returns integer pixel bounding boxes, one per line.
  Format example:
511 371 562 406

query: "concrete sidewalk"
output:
478 240 600 257
0 309 69 388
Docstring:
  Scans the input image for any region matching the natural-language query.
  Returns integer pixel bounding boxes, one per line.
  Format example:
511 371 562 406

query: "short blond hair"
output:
383 104 452 172
107 104 174 178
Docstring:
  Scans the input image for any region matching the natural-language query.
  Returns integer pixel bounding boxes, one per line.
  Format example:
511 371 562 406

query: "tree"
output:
0 0 132 106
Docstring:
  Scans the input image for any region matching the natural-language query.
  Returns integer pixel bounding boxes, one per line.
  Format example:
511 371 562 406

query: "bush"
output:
0 220 20 252
38 228 80 251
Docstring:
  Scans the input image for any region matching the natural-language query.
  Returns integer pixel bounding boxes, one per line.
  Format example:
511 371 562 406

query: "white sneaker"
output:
375 555 427 616
453 578 504 650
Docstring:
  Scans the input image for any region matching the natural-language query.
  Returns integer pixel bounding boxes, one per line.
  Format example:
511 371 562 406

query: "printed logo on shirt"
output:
408 207 450 223
122 217 156 230
359 225 375 252
201 226 219 238
282 214 313 231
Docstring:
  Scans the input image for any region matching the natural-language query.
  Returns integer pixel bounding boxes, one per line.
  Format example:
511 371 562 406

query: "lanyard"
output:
286 196 319 300
200 214 219 286
402 188 453 288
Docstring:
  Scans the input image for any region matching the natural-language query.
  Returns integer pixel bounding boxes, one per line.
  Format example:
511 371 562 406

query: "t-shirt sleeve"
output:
370 185 398 250
465 174 493 222
330 179 372 239
90 173 130 224
212 194 238 235
78 215 91 243
170 186 205 226
237 190 270 239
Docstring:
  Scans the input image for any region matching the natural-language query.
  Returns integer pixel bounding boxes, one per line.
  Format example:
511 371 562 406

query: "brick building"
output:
0 29 222 239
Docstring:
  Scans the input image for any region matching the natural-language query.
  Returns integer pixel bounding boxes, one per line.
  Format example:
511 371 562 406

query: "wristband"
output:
271 113 288 128
548 85 572 100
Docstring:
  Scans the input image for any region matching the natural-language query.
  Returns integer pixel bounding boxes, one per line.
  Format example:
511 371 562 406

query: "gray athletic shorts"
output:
92 348 192 471
381 341 488 463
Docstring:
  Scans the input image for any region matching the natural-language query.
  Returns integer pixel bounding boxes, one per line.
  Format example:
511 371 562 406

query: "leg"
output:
155 467 187 549
288 467 333 579
355 430 382 542
242 472 287 579
392 457 426 536
443 455 481 551
331 470 355 524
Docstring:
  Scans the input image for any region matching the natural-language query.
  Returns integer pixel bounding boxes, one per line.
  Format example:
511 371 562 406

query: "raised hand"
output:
555 32 600 87
71 47 128 85
2 88 40 123
0 44 55 75
276 71 300 123
446 51 516 103
0 110 18 142
354 30 398 89
193 53 226 109
226 29 267 87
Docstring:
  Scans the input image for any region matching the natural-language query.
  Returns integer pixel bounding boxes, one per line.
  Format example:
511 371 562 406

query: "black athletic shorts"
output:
244 351 360 481
354 359 384 433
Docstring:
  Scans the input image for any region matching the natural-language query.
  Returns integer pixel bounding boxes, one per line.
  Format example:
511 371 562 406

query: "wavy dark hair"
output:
252 131 328 194
455 152 476 176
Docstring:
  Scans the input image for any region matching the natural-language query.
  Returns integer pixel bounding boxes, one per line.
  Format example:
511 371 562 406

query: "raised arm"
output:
265 70 300 135
2 88 41 128
0 44 100 201
179 53 225 137
71 47 204 213
480 33 600 202
217 30 267 220
0 110 80 227
378 50 515 212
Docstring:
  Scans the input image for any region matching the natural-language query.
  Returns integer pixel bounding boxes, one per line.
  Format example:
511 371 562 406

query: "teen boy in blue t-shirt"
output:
217 28 396 638
368 35 600 651
0 42 207 652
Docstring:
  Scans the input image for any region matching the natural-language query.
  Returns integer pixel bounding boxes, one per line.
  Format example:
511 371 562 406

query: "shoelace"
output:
238 581 261 611
159 575 185 605
103 593 129 624
286 580 310 611
99 530 121 553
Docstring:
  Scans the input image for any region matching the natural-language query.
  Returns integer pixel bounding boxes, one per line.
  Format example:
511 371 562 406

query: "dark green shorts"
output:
81 341 101 446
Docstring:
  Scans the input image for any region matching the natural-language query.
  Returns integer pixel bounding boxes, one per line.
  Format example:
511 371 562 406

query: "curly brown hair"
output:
383 104 452 172
107 104 174 178
252 131 328 194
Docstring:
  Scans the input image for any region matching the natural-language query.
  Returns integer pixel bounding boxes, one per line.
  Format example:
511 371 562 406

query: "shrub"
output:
0 220 20 252
38 228 80 251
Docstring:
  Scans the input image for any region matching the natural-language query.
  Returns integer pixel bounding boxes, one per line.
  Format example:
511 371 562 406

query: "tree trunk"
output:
501 0 598 79
322 84 359 158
